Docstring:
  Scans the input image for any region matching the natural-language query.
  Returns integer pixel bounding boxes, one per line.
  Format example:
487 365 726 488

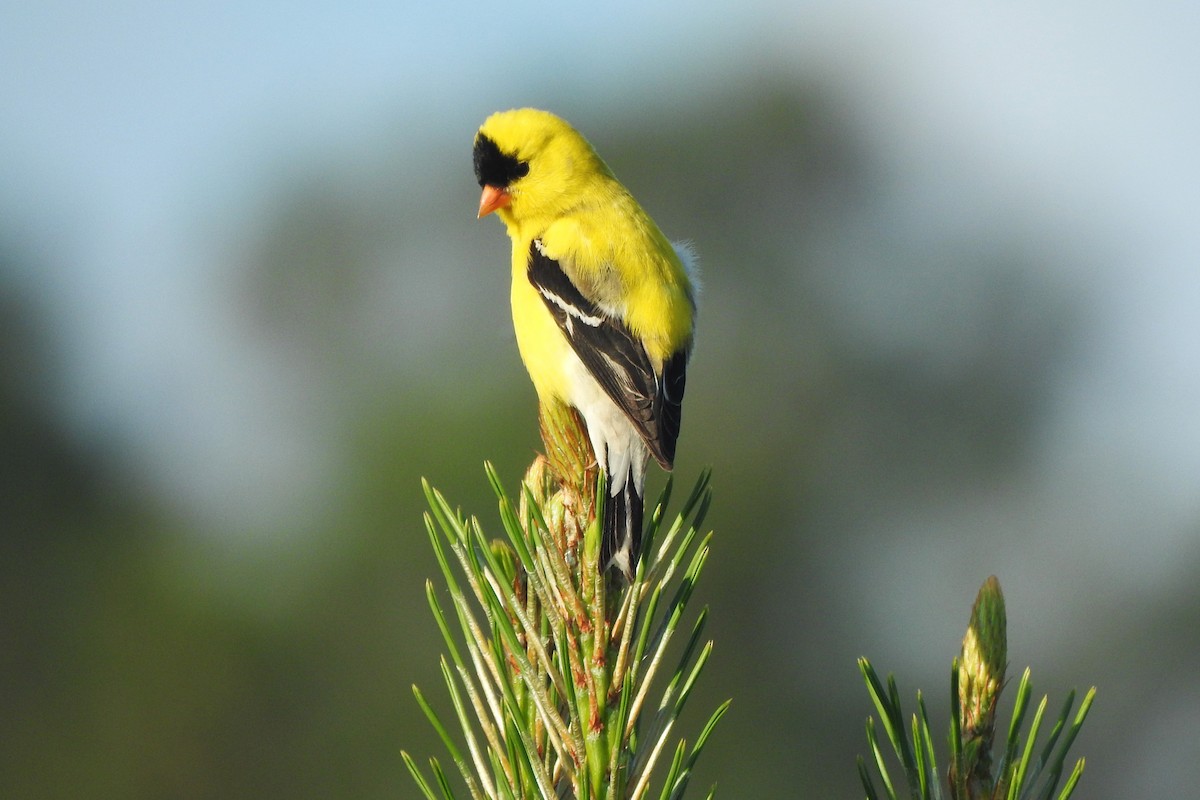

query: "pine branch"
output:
858 576 1096 800
407 403 726 798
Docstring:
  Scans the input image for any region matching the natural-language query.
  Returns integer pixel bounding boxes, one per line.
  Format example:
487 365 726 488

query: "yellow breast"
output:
510 241 574 402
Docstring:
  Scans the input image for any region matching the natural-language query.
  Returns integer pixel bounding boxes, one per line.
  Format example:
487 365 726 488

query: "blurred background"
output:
2 2 1197 797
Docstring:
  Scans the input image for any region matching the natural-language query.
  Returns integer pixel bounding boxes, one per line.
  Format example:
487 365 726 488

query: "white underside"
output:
560 348 648 497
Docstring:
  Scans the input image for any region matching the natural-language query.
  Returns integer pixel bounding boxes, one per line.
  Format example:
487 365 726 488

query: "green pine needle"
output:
1055 758 1085 800
865 715 898 800
858 754 882 800
402 751 448 800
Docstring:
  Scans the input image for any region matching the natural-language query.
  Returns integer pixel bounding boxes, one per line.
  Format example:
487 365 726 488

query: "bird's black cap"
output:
473 134 529 188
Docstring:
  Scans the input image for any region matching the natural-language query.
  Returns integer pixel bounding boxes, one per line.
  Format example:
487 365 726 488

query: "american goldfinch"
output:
473 108 696 579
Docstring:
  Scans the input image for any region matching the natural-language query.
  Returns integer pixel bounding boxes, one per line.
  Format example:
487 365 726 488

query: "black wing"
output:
527 239 686 469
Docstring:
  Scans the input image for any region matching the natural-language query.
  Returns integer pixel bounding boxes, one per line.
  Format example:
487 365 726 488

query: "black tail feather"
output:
601 470 643 580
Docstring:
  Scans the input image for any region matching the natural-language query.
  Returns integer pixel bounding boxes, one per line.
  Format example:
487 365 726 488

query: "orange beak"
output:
477 184 511 218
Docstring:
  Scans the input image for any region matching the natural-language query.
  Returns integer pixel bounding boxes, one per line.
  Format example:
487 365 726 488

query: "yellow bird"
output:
473 108 697 578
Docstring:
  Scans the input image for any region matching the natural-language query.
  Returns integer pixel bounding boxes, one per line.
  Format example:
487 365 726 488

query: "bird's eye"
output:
474 134 530 188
